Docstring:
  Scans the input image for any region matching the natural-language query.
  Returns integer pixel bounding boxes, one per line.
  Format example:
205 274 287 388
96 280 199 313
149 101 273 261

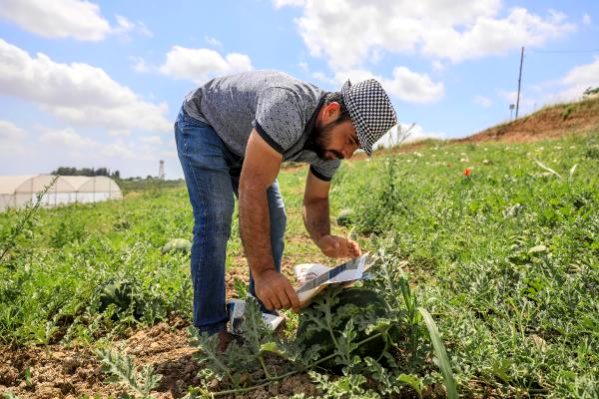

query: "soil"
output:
454 96 599 144
0 315 318 399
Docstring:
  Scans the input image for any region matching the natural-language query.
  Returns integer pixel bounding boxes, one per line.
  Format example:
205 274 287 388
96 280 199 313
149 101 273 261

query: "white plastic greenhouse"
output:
0 175 123 212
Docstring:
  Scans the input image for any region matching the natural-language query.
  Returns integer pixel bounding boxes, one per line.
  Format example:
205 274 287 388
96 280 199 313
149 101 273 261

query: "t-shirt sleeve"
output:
310 159 341 182
252 88 305 154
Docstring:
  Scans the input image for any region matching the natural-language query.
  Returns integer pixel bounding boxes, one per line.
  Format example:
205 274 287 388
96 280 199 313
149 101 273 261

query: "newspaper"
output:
226 298 285 334
226 254 370 333
295 254 370 306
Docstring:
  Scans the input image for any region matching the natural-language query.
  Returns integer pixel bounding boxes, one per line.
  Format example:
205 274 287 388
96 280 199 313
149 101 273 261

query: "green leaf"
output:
418 307 458 399
528 245 548 255
397 374 424 398
568 163 578 182
534 160 562 179
259 341 284 356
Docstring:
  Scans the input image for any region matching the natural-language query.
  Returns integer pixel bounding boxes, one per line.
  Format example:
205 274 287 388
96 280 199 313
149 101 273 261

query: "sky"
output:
0 0 598 179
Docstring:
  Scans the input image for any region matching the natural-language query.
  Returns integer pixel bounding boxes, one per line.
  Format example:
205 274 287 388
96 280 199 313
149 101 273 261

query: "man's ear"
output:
323 102 341 121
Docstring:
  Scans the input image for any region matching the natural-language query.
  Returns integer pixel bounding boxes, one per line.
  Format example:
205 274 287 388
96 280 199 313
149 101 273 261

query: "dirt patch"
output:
0 315 317 398
454 97 599 144
0 342 117 398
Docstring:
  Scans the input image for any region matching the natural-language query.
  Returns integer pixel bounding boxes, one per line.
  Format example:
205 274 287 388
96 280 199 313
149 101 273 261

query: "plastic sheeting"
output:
0 175 123 212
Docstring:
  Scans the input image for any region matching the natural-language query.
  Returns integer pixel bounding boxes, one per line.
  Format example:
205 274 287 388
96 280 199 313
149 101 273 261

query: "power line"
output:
528 49 599 54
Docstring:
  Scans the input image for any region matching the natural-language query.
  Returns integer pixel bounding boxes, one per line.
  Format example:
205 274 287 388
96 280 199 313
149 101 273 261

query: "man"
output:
175 70 397 341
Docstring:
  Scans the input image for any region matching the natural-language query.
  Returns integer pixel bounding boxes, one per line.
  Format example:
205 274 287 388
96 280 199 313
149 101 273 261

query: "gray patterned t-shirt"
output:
182 70 340 181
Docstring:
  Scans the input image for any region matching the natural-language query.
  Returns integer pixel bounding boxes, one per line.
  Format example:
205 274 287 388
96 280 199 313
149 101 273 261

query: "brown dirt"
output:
0 315 317 398
455 96 599 144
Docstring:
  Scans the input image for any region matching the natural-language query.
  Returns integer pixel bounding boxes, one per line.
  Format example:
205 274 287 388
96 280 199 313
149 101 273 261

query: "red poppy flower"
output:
464 168 472 177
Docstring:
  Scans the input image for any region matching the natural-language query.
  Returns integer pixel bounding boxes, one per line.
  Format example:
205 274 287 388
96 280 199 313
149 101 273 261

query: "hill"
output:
457 96 599 143
352 96 599 161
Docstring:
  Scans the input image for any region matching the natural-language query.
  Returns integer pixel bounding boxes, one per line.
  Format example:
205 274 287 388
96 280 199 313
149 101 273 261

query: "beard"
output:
308 120 344 161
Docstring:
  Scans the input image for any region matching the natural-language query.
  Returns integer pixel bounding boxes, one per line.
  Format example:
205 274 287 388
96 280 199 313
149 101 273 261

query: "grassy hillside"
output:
1 129 598 398
458 96 599 143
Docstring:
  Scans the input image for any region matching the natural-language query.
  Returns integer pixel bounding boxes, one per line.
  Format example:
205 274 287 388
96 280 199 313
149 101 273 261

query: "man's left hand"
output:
317 235 362 258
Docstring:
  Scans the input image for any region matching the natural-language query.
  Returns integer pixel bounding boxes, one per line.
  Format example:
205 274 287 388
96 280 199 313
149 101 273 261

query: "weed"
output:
0 176 58 266
562 104 575 120
97 347 162 399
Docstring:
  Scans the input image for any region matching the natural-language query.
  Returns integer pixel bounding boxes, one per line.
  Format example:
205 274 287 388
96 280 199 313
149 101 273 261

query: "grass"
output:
0 131 598 397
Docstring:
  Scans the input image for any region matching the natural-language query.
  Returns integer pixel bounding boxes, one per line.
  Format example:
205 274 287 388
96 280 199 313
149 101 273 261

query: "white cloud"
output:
374 123 446 149
555 57 599 101
0 119 28 154
38 128 164 162
498 89 537 115
0 39 171 133
40 128 100 153
273 0 306 8
474 95 493 107
0 0 149 41
508 57 599 112
159 46 253 83
384 67 444 103
0 119 27 141
304 71 333 86
113 15 153 37
0 123 176 177
41 129 93 150
289 1 576 67
205 36 223 48
432 61 445 72
422 8 576 62
334 67 444 104
100 140 138 160
582 14 592 26
298 61 309 72
129 56 150 73
139 135 163 145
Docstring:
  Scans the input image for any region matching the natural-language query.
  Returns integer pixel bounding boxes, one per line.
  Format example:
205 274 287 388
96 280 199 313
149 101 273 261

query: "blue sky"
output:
0 0 598 179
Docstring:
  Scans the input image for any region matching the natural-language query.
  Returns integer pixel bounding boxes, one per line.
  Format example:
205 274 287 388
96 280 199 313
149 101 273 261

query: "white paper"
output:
226 298 285 334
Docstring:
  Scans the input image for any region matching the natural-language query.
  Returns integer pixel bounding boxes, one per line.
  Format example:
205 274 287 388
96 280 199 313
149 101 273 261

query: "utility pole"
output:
515 46 524 119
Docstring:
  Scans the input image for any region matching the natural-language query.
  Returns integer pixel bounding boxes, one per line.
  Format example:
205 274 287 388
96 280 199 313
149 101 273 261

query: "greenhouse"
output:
0 175 123 212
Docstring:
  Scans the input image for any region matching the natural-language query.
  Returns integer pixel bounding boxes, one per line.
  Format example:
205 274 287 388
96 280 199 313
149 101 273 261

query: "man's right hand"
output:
253 269 300 312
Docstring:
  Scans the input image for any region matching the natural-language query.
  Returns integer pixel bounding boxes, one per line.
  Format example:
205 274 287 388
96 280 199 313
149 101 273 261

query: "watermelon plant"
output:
161 238 192 254
180 252 457 398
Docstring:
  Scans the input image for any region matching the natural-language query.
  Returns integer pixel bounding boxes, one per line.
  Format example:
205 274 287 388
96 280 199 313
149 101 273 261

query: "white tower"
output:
158 160 165 180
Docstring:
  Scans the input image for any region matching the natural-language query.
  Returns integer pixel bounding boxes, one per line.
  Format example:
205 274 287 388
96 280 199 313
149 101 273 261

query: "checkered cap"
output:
341 79 397 156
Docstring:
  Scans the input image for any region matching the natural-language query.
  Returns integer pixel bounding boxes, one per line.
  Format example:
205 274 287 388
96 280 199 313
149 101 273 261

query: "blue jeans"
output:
175 107 287 334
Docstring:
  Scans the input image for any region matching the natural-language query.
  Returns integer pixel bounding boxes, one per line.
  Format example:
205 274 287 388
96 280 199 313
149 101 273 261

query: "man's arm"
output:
239 129 300 312
303 170 361 258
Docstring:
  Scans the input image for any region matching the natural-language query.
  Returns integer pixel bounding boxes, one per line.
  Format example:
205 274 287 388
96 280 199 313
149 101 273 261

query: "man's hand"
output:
254 269 301 312
317 234 362 258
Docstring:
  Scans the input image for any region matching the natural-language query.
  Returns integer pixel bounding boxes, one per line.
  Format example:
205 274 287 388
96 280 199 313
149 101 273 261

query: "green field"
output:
1 132 598 398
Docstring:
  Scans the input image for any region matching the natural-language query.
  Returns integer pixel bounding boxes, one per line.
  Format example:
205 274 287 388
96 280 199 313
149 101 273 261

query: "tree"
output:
51 166 121 177
583 86 599 97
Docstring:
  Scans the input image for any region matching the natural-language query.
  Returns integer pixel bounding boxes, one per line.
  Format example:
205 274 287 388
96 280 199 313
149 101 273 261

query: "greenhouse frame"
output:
0 175 123 212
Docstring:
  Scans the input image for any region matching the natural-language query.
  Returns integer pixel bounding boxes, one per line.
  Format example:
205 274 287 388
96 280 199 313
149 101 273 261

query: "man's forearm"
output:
303 198 331 244
239 186 275 277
